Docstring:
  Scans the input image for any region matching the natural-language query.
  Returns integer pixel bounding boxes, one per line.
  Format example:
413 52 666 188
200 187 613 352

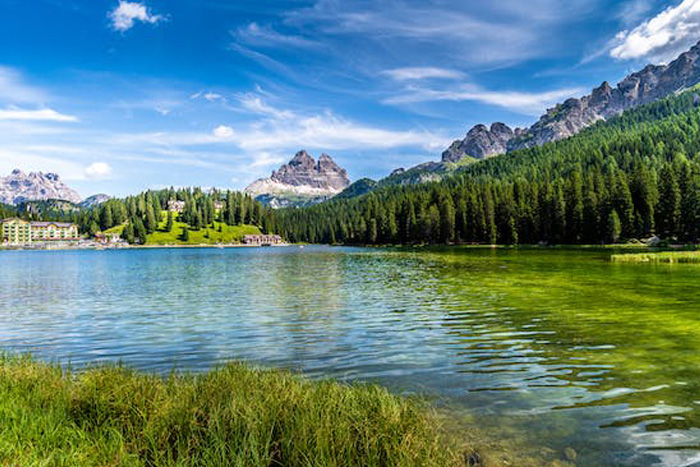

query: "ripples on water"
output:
1 246 700 466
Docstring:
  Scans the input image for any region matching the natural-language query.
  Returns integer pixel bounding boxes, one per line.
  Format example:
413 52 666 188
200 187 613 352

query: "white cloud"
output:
250 152 286 167
235 22 320 49
190 91 225 102
616 0 655 26
109 1 164 32
283 0 597 67
213 125 234 138
382 67 465 81
0 66 47 104
107 92 448 155
610 0 700 63
85 162 113 179
0 149 88 181
0 108 78 122
384 84 584 116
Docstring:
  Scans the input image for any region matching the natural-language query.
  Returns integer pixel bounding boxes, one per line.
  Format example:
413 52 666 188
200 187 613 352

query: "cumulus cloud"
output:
382 67 465 81
109 1 164 32
85 162 113 179
610 0 700 63
0 108 78 122
213 125 234 138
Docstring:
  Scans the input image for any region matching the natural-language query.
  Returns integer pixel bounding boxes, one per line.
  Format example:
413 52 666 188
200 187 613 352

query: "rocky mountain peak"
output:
442 122 515 161
269 150 349 190
0 169 81 205
443 39 700 161
245 150 351 208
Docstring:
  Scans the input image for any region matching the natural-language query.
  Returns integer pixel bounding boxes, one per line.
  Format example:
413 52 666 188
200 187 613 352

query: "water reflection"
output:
1 246 700 465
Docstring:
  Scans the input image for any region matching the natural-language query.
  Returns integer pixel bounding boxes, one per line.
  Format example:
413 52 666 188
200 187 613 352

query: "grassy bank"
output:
0 356 463 466
611 251 700 263
104 219 262 246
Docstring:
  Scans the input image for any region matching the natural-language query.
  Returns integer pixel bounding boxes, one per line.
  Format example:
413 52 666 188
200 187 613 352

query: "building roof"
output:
31 221 76 228
2 218 76 228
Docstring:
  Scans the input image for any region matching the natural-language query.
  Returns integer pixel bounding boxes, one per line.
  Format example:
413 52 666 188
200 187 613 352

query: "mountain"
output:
0 169 81 205
245 150 350 208
17 199 82 215
273 84 700 245
335 178 378 200
444 40 700 161
80 194 112 208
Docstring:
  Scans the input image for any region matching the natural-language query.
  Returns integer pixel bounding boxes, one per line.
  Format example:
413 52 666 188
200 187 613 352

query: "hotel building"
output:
1 218 80 245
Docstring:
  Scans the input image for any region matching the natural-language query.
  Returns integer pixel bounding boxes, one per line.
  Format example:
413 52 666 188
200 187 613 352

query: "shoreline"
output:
0 242 292 251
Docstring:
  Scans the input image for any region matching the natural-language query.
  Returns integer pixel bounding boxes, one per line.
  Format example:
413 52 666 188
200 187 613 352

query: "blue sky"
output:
0 0 698 197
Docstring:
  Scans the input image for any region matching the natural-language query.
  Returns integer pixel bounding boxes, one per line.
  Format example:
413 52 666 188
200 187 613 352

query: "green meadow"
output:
103 212 263 246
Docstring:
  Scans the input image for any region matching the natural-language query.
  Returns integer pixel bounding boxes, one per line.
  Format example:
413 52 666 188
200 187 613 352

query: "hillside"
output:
272 86 700 246
106 217 262 245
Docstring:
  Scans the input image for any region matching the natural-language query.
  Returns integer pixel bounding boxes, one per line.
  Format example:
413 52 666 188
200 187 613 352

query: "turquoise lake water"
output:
1 246 700 466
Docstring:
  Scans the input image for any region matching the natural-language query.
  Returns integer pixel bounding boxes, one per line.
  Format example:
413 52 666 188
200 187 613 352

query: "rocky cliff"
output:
444 40 700 161
80 194 112 208
0 169 81 205
245 150 350 208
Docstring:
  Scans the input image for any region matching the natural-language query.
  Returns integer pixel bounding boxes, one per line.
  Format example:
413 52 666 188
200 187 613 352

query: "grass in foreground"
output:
611 251 700 263
0 356 463 466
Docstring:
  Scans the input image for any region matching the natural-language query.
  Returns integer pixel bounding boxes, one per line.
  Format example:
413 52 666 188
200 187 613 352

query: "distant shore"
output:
0 242 291 251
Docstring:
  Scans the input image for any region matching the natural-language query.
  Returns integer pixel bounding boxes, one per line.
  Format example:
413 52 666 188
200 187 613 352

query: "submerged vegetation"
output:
0 356 462 467
611 250 700 263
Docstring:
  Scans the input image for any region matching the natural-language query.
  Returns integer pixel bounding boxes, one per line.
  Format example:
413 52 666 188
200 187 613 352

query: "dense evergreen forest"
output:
273 88 700 245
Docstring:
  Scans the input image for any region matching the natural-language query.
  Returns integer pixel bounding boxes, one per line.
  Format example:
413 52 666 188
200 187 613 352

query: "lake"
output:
1 246 699 466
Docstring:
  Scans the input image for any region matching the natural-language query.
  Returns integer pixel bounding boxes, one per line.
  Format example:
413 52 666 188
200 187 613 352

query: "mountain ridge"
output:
0 169 82 205
443 40 700 161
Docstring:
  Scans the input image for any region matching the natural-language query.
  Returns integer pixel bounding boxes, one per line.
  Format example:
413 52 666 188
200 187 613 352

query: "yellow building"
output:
1 218 32 244
1 218 80 245
31 221 80 242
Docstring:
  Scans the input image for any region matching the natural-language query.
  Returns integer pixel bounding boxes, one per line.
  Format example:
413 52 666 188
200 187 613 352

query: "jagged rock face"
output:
446 40 700 160
80 194 112 208
245 150 350 208
0 169 81 205
269 150 349 191
442 123 515 161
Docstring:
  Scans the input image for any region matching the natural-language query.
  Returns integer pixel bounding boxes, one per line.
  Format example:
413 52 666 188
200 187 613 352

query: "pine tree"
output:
606 210 622 244
656 164 681 239
166 211 174 232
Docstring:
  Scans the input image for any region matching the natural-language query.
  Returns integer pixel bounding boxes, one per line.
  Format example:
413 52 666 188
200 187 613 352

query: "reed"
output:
0 355 463 466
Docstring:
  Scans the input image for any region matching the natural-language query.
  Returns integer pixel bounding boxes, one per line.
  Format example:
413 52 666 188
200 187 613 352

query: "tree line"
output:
12 88 700 247
11 188 274 244
273 89 700 245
